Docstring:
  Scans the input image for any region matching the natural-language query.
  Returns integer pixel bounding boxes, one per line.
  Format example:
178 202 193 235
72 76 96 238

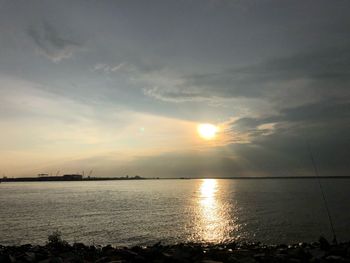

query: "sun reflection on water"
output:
193 179 239 243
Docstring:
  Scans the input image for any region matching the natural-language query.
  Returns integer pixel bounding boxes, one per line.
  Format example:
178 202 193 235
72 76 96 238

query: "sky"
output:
0 0 349 178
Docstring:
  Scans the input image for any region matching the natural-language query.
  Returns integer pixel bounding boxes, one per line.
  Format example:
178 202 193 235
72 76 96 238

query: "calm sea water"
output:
1 179 350 246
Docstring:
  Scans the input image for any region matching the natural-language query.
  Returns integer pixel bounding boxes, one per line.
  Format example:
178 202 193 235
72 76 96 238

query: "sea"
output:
1 178 350 246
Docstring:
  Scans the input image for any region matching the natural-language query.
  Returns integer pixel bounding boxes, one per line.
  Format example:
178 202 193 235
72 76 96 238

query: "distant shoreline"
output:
1 175 350 183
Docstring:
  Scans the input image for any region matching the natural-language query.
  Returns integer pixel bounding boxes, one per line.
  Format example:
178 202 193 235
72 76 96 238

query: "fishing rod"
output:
307 143 337 244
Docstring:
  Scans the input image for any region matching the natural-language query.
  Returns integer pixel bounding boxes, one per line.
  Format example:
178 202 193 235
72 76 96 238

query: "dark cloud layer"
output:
146 46 350 102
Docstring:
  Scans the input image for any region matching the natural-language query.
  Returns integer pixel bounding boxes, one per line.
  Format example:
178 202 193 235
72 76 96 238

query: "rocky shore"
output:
1 236 349 263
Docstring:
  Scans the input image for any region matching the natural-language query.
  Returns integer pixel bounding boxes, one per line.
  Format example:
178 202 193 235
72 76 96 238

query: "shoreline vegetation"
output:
1 233 349 263
1 175 350 183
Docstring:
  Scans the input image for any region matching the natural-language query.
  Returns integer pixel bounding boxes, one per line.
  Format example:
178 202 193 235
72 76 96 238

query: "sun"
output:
197 123 218 140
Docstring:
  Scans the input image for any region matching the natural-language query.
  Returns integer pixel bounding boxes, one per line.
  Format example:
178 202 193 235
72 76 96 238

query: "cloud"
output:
28 21 81 62
93 63 125 73
144 46 350 104
143 86 209 103
221 99 350 176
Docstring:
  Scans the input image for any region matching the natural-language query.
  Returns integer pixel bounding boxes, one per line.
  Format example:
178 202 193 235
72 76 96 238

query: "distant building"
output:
63 174 83 180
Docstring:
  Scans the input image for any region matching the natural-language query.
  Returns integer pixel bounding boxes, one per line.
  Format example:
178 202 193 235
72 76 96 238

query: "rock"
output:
238 256 256 263
95 256 112 263
20 244 32 251
8 255 16 263
115 249 140 261
277 244 288 249
73 242 87 251
253 252 265 258
49 257 63 263
274 253 289 261
325 255 344 262
0 254 12 263
309 248 326 260
233 249 253 257
2 239 350 263
59 251 75 258
226 255 240 263
299 242 307 248
24 252 36 262
212 250 232 261
102 245 116 257
330 246 347 257
287 247 310 261
226 243 237 249
172 248 191 260
319 236 330 251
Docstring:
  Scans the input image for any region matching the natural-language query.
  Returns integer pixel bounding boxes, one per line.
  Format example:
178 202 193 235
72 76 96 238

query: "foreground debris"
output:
1 237 350 263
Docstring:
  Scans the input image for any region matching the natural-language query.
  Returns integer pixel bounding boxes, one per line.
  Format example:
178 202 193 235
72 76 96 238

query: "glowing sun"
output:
197 123 218 140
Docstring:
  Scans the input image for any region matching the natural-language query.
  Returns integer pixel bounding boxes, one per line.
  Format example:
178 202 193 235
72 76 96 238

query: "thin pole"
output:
308 143 337 243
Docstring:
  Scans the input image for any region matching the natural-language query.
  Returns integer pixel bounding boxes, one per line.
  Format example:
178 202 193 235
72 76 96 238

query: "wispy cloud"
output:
28 21 82 62
93 63 125 73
